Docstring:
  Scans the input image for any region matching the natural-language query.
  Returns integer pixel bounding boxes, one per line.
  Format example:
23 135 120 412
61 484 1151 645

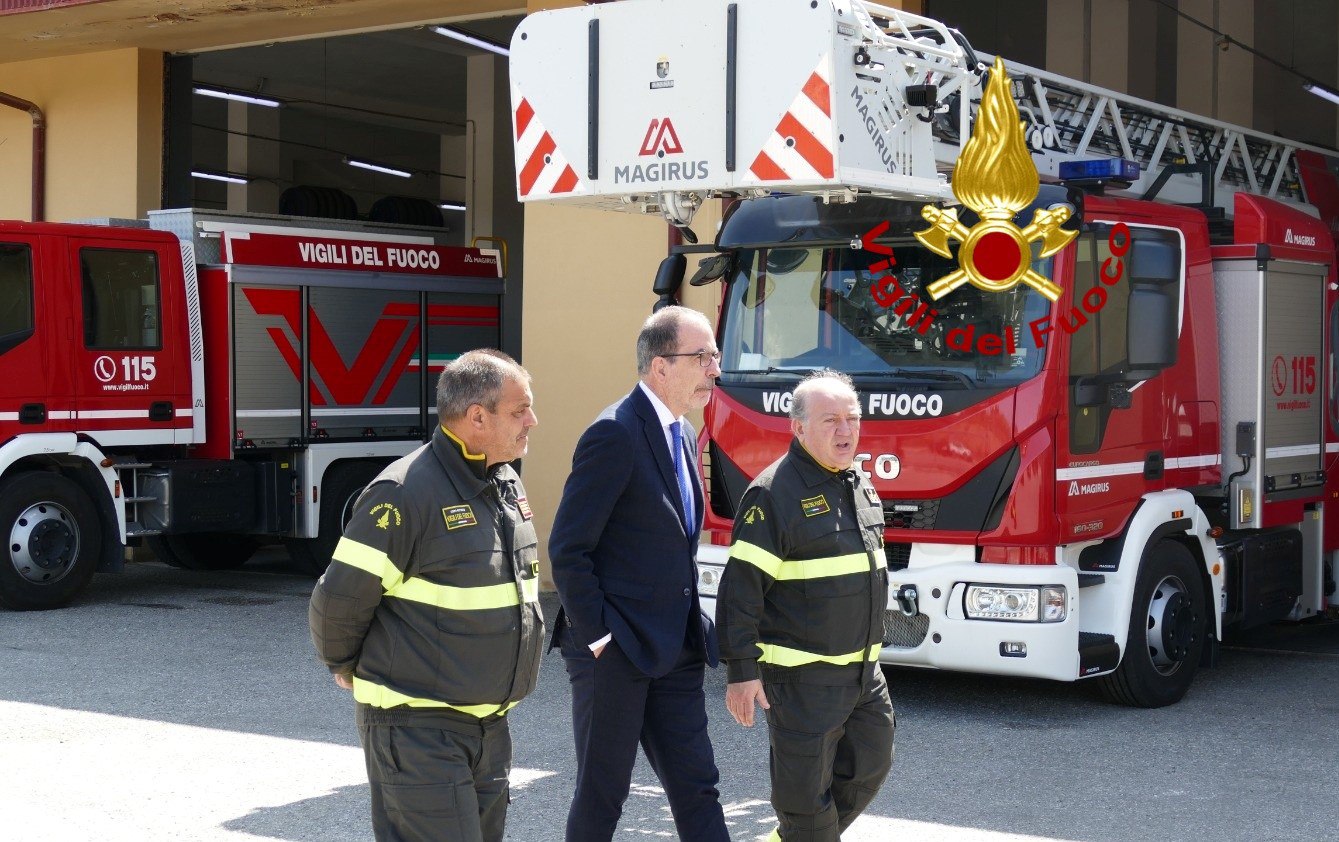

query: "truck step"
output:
1077 573 1106 588
112 462 155 470
1078 632 1120 677
124 527 163 538
123 496 159 503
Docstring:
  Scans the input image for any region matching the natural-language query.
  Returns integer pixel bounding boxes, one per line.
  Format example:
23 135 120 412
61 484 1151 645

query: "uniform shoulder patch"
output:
517 496 533 521
800 494 830 518
442 504 478 530
368 502 402 529
742 505 766 525
863 486 881 505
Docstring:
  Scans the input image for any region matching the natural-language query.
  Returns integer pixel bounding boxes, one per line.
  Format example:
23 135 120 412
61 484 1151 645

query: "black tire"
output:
0 471 102 611
286 461 383 577
1099 541 1207 707
146 533 259 571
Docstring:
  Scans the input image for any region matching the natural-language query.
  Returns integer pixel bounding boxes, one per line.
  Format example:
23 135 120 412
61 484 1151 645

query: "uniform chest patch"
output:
800 494 830 518
863 486 881 505
442 504 478 530
517 496 533 521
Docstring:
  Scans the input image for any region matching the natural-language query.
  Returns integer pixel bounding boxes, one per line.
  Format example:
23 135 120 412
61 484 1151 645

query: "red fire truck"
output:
0 209 504 610
512 0 1339 705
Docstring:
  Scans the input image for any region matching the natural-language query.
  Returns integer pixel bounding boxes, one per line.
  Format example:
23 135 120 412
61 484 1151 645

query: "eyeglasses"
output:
661 350 722 368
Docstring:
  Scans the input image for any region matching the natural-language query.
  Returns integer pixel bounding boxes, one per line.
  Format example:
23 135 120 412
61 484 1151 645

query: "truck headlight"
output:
697 564 724 597
964 585 1066 622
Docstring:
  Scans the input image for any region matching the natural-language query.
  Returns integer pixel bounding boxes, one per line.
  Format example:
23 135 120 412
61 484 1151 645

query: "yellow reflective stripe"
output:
729 542 885 581
352 677 517 718
389 577 522 611
767 830 782 842
729 540 784 577
331 537 403 591
756 642 881 668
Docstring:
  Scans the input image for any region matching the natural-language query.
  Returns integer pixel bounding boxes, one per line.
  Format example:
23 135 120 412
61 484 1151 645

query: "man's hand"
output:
334 673 354 690
726 679 770 727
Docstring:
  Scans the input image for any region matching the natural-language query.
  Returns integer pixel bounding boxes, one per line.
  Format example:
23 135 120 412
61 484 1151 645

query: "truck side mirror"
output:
1126 284 1177 372
1129 238 1178 284
689 254 732 286
652 253 687 311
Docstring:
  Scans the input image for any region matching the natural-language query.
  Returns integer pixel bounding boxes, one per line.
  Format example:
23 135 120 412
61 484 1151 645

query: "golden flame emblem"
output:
915 57 1076 301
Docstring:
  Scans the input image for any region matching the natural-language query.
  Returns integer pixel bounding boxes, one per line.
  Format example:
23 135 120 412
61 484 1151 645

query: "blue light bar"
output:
1058 158 1140 182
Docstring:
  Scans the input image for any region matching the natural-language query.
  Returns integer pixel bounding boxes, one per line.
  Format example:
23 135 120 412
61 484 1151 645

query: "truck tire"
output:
286 461 383 577
146 533 258 571
0 472 102 611
1099 540 1207 708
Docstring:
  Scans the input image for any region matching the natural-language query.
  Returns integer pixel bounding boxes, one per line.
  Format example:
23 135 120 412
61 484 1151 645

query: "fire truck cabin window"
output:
0 244 34 347
81 249 162 350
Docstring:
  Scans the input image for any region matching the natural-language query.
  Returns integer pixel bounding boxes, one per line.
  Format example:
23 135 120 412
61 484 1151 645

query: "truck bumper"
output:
696 542 1083 683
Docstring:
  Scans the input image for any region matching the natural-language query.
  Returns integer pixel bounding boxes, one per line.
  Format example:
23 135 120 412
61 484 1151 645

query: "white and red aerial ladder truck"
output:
511 0 1339 706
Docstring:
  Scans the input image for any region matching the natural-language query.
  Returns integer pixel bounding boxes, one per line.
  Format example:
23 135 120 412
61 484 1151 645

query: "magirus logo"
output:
1068 480 1110 496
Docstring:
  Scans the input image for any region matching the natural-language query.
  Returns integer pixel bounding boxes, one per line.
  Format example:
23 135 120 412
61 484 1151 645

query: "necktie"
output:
670 420 694 534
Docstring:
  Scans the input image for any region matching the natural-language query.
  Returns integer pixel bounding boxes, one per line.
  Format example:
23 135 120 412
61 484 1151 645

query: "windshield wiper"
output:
720 367 813 375
850 368 975 387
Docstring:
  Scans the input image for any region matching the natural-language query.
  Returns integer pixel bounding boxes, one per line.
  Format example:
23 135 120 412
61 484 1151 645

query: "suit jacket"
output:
549 385 719 677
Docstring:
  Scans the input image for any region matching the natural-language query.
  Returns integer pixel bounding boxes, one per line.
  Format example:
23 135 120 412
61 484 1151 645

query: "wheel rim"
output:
1144 574 1198 674
9 500 80 585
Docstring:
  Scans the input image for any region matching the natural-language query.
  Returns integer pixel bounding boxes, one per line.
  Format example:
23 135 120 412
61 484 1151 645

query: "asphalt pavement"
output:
1 549 1336 841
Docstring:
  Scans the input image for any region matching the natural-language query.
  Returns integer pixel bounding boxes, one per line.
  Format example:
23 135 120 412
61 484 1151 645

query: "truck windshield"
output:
720 242 1054 387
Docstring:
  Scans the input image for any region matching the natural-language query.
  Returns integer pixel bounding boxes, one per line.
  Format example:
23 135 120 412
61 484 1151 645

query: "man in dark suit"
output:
549 305 730 842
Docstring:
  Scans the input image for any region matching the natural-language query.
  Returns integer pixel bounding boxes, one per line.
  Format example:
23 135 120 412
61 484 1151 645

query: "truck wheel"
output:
1099 541 1206 707
146 533 258 571
287 461 382 577
0 472 102 611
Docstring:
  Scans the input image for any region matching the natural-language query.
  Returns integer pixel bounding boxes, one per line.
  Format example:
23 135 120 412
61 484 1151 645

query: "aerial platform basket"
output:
509 0 976 225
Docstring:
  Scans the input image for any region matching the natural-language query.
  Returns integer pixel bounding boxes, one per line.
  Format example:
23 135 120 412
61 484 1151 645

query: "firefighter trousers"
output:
762 666 895 841
359 718 511 842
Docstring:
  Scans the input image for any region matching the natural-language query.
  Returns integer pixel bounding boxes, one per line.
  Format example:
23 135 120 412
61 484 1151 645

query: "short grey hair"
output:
790 369 858 421
437 349 530 421
636 305 712 375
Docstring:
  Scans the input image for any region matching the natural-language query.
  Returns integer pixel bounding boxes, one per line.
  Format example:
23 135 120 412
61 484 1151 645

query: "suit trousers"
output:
360 718 511 842
763 666 895 841
560 627 729 842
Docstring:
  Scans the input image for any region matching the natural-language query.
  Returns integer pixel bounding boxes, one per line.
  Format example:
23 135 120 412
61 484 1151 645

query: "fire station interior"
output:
163 15 525 352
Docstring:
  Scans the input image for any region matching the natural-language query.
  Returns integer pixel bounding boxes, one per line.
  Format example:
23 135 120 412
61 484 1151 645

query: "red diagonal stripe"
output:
515 99 534 139
802 73 831 117
551 165 579 194
776 112 834 178
519 132 557 196
749 150 789 181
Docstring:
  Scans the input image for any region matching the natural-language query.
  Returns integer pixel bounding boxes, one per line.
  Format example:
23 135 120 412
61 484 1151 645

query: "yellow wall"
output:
0 49 163 221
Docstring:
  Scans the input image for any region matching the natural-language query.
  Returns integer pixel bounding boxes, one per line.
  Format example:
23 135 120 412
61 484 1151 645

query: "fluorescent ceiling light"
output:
432 26 509 57
439 202 467 211
193 87 281 108
346 158 413 178
191 170 248 185
1304 82 1339 106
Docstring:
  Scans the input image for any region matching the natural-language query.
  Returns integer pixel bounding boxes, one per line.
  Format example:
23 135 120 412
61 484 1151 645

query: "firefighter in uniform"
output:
719 370 894 841
310 349 543 842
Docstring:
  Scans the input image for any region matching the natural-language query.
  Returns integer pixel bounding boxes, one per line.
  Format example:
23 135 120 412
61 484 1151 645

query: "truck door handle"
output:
148 402 174 422
1144 450 1164 480
19 403 45 424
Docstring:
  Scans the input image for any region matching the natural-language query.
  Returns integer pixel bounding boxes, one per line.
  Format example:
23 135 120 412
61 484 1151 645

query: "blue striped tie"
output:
670 421 694 534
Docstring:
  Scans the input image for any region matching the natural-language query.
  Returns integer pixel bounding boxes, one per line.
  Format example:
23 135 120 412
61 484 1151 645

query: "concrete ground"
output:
1 550 1336 841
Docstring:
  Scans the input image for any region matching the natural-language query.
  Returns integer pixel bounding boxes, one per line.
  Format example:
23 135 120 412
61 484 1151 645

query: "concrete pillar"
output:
226 100 282 213
466 51 525 363
0 48 163 221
